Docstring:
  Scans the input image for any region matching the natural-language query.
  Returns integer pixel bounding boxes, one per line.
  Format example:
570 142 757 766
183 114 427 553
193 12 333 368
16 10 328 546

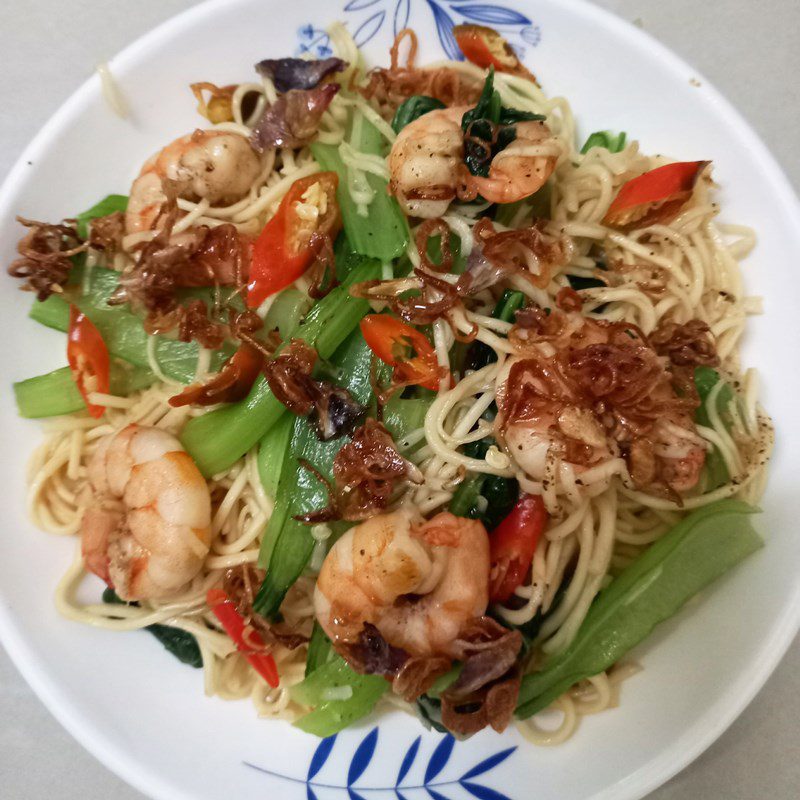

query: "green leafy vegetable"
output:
180 256 382 477
256 413 294 499
580 130 627 155
450 420 519 532
311 111 409 260
254 329 375 617
254 328 434 620
391 95 446 133
516 500 762 718
461 68 545 178
14 362 155 418
464 289 525 373
305 622 334 677
263 288 312 339
426 663 463 699
102 588 202 668
29 266 232 385
567 274 606 291
291 655 388 736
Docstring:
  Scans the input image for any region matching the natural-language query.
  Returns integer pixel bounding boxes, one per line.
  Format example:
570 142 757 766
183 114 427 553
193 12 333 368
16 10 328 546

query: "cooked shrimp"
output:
126 130 262 234
389 106 465 219
469 119 560 204
498 310 706 495
314 508 489 657
388 106 559 218
81 424 212 601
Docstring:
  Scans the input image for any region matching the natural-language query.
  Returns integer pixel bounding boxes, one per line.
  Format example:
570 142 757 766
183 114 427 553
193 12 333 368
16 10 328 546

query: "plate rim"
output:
0 1 798 799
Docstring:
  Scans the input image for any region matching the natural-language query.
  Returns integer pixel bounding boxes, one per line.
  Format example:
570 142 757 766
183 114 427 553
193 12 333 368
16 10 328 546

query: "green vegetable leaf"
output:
461 68 545 179
14 361 155 419
311 110 409 261
292 655 388 737
516 500 762 718
29 265 232 385
305 622 334 677
102 588 202 668
391 95 446 133
580 130 627 155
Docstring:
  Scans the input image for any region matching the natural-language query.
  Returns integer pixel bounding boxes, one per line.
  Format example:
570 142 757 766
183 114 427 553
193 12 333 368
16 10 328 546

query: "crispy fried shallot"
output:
345 622 409 676
341 623 451 702
222 566 307 650
297 419 421 523
190 82 237 123
263 339 366 440
113 200 250 346
649 318 719 368
503 307 704 495
352 217 566 332
457 217 568 294
7 216 86 300
439 617 523 735
88 211 125 258
360 28 481 113
250 83 339 153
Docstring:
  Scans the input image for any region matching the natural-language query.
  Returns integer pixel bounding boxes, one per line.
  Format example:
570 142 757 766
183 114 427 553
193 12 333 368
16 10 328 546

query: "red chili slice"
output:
360 314 443 392
207 589 279 687
603 161 710 229
489 494 548 604
246 171 341 308
67 305 110 419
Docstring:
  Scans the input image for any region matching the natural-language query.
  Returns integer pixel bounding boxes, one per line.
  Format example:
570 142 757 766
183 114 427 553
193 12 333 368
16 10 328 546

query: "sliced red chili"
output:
489 494 548 604
453 24 532 78
207 589 279 687
246 171 341 308
360 314 443 391
603 160 710 229
168 343 265 407
66 305 110 419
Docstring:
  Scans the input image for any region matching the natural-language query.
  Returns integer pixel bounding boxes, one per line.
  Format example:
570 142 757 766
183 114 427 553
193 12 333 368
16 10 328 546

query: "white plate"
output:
1 1 799 799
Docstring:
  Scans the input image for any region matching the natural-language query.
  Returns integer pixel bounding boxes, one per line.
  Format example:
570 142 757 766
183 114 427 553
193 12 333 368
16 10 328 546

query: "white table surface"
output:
0 1 798 797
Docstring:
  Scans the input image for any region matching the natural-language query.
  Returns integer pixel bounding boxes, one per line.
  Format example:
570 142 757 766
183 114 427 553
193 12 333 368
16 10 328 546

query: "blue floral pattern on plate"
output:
245 727 518 799
296 0 541 59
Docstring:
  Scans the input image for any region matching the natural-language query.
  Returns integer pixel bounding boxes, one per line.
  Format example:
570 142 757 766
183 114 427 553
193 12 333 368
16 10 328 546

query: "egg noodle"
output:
25 23 772 742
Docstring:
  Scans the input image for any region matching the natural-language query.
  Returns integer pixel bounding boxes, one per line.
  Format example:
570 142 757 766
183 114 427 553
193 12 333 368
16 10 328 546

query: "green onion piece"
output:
311 112 409 261
516 500 762 718
580 130 627 155
75 194 128 239
391 95 445 133
291 656 388 737
14 362 155 419
180 257 381 477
